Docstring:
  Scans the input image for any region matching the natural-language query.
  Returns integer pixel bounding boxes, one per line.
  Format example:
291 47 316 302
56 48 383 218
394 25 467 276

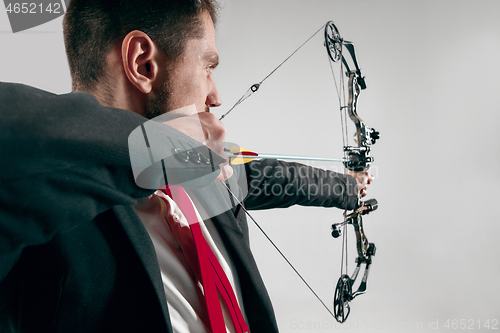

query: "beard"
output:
144 76 171 120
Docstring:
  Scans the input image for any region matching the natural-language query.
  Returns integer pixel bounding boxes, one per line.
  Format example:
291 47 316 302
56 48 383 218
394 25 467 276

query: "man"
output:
0 0 372 332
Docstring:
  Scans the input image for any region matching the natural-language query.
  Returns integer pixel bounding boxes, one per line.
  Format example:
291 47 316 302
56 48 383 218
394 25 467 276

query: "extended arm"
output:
243 159 359 211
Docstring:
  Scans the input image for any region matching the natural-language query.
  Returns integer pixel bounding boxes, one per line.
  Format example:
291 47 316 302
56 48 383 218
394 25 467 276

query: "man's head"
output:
63 0 220 117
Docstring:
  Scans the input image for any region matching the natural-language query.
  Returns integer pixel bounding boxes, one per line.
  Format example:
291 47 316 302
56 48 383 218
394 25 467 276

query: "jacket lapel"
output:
112 205 173 331
213 210 279 332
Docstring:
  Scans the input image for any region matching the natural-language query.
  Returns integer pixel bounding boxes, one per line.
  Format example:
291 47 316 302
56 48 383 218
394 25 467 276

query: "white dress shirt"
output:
135 191 247 333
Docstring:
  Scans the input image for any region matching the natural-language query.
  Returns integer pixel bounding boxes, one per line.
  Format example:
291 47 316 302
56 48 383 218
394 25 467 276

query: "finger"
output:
368 173 374 184
216 162 234 181
359 171 373 186
198 112 226 144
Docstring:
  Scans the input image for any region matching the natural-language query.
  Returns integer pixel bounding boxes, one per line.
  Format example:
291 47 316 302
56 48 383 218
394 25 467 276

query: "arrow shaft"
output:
227 152 350 163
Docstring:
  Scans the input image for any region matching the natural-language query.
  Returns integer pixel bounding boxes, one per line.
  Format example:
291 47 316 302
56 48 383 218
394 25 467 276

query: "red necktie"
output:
160 185 249 333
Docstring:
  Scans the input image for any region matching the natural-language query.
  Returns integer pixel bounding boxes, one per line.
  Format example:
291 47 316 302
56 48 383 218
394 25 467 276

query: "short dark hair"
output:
63 0 219 91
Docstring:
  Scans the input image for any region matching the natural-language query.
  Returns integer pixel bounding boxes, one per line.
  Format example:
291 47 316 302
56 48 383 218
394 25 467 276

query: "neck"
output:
75 44 147 116
76 76 146 116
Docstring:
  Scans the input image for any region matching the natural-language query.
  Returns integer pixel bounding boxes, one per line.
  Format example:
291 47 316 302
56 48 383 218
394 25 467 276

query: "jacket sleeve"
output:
242 159 359 211
0 82 221 280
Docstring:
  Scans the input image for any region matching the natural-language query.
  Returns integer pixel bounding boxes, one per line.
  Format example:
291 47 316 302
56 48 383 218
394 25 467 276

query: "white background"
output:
1 1 499 332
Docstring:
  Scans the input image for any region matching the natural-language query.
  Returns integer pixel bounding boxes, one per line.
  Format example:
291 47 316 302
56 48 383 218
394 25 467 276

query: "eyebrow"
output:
204 51 219 68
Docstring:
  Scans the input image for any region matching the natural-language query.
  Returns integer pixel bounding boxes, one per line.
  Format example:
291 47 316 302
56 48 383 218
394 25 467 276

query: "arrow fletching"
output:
227 145 258 164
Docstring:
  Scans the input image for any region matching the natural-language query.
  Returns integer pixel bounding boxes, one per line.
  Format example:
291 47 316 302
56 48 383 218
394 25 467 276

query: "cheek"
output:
189 73 211 99
167 66 209 110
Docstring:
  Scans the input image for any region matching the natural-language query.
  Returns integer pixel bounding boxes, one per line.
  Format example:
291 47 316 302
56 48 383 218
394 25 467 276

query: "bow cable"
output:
335 45 350 278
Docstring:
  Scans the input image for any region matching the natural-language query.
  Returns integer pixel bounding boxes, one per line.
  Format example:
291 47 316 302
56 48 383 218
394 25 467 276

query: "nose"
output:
206 79 221 108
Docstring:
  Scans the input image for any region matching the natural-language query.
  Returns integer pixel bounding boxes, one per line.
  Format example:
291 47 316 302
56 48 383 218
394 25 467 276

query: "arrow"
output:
225 147 350 165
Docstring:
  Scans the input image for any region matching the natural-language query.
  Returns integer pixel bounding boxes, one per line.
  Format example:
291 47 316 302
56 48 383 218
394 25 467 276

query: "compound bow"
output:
324 20 380 323
221 20 380 324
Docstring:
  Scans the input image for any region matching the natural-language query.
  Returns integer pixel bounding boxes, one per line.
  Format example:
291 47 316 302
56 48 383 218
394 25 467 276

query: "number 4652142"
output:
5 2 62 14
443 319 498 330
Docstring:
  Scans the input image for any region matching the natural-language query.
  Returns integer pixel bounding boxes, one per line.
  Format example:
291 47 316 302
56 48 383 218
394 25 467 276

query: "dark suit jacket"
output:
0 83 358 332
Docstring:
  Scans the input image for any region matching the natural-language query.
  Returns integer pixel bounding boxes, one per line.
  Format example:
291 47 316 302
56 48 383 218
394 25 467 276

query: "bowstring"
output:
221 182 335 318
219 23 327 120
218 22 351 319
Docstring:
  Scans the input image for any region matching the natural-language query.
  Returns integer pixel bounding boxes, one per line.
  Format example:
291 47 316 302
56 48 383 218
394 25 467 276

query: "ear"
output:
121 30 160 94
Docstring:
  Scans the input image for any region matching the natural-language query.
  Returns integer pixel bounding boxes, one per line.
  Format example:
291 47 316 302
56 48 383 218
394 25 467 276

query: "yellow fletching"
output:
228 145 255 165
